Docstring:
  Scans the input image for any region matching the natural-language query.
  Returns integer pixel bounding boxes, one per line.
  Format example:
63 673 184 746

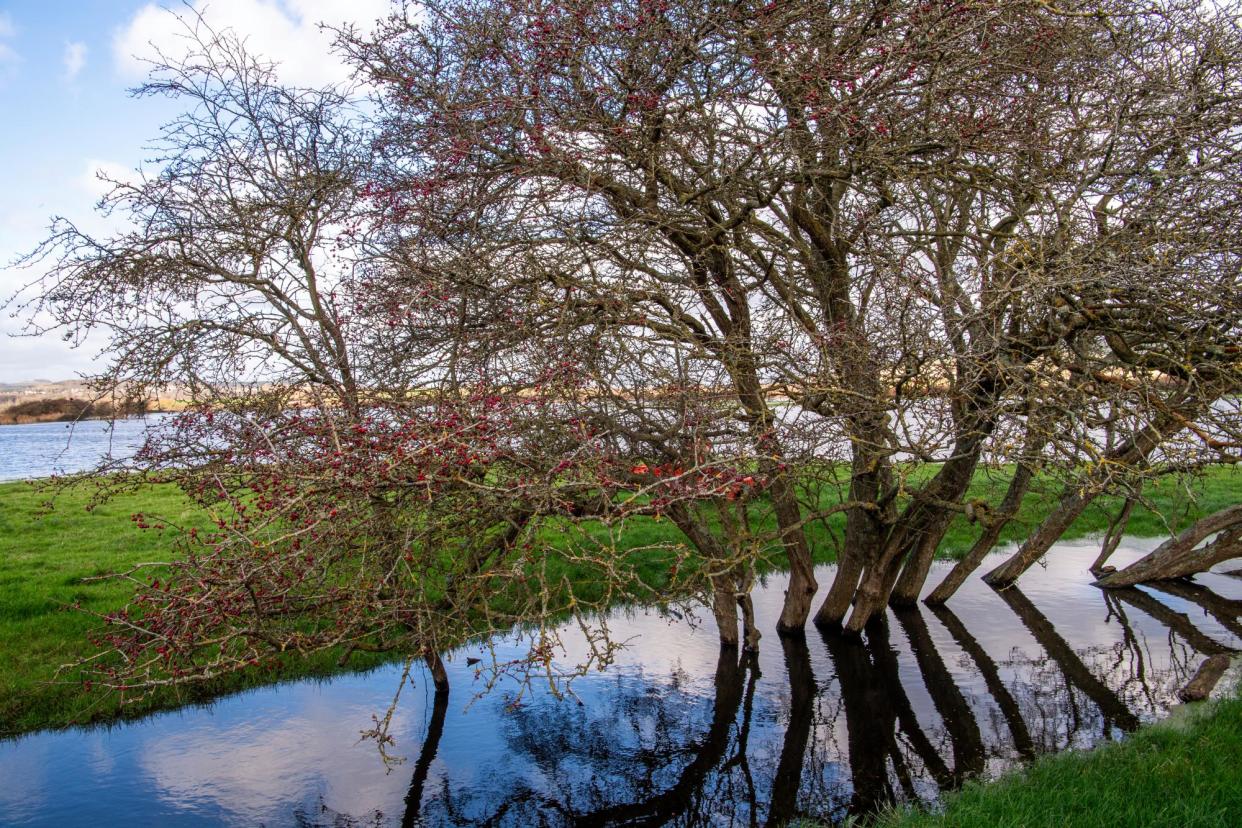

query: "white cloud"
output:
63 40 87 81
113 0 389 88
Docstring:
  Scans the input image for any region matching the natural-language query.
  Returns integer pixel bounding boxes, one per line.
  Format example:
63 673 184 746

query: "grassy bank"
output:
870 692 1242 828
1 464 1238 735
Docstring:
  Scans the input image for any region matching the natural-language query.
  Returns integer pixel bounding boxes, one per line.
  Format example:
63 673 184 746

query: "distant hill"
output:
0 380 186 421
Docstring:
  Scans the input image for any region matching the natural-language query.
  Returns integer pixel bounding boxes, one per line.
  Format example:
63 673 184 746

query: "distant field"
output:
0 464 1238 734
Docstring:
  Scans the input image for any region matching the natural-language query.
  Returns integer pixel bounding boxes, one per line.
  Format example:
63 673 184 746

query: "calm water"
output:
2 538 1239 827
0 417 160 482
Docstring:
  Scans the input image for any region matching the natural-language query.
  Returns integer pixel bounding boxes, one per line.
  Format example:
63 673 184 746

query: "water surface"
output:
0 417 160 482
2 538 1239 826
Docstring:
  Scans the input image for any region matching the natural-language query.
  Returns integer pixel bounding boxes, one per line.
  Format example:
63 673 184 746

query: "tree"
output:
13 25 726 708
346 0 1242 633
12 1 1242 717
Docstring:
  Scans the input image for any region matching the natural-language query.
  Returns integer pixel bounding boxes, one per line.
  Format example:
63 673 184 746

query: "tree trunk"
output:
925 459 1038 605
984 405 1195 588
668 503 746 647
767 470 819 634
844 423 993 632
738 589 761 651
815 445 892 628
424 650 450 694
889 510 954 606
1095 506 1242 587
711 573 741 648
982 487 1093 587
1091 493 1139 574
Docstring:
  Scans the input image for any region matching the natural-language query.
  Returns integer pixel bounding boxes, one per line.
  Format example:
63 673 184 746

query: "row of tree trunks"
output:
841 416 995 633
925 455 1040 605
983 405 1197 588
1095 505 1242 587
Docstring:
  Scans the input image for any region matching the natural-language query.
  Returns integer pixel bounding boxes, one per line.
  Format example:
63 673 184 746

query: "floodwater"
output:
0 416 161 482
2 538 1239 827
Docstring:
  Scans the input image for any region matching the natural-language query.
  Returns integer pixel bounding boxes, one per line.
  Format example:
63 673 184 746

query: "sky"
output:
0 0 387 383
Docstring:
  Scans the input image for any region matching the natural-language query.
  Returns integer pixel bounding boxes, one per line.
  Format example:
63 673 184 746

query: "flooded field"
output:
1 538 1238 826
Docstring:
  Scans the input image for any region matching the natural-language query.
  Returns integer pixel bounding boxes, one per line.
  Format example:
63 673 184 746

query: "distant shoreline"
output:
0 396 181 427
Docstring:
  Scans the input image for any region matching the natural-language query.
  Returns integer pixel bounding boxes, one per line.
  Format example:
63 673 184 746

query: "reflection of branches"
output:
1145 580 1242 641
576 648 750 826
387 577 1234 826
993 585 1140 732
1102 592 1157 710
1102 586 1235 656
893 608 985 784
927 604 1035 760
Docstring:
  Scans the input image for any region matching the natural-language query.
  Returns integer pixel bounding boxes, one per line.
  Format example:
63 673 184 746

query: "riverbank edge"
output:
856 661 1242 828
1 465 1239 736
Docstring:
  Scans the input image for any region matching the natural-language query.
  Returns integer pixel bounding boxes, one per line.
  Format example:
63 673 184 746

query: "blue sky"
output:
0 1 386 382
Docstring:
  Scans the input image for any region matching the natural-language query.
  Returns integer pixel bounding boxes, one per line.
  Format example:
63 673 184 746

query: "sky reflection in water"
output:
2 537 1239 827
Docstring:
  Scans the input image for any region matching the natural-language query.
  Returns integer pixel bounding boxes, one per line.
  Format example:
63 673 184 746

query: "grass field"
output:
869 690 1242 828
1 464 1239 735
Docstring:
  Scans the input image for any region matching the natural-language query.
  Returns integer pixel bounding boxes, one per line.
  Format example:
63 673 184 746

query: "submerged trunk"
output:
424 650 450 694
738 588 761 651
1095 505 1242 587
766 469 818 633
844 418 994 632
984 405 1194 588
815 437 893 628
669 502 757 648
925 459 1038 605
710 573 742 648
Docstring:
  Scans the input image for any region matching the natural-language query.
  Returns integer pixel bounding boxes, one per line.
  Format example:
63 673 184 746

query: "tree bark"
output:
424 650 450 694
711 573 741 648
1095 506 1242 587
925 459 1038 605
767 470 819 634
815 443 893 628
1178 654 1233 702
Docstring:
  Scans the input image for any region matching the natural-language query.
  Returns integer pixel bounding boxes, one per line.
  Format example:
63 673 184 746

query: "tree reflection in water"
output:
373 575 1238 827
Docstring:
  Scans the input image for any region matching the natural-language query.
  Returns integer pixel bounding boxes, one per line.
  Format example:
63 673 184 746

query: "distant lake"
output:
0 416 163 482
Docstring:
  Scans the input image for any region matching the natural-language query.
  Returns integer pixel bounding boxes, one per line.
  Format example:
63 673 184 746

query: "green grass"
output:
871 691 1242 828
0 464 1238 735
0 481 396 735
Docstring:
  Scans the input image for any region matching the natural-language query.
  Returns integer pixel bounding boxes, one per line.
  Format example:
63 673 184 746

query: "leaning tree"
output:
346 0 1242 633
12 27 746 712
